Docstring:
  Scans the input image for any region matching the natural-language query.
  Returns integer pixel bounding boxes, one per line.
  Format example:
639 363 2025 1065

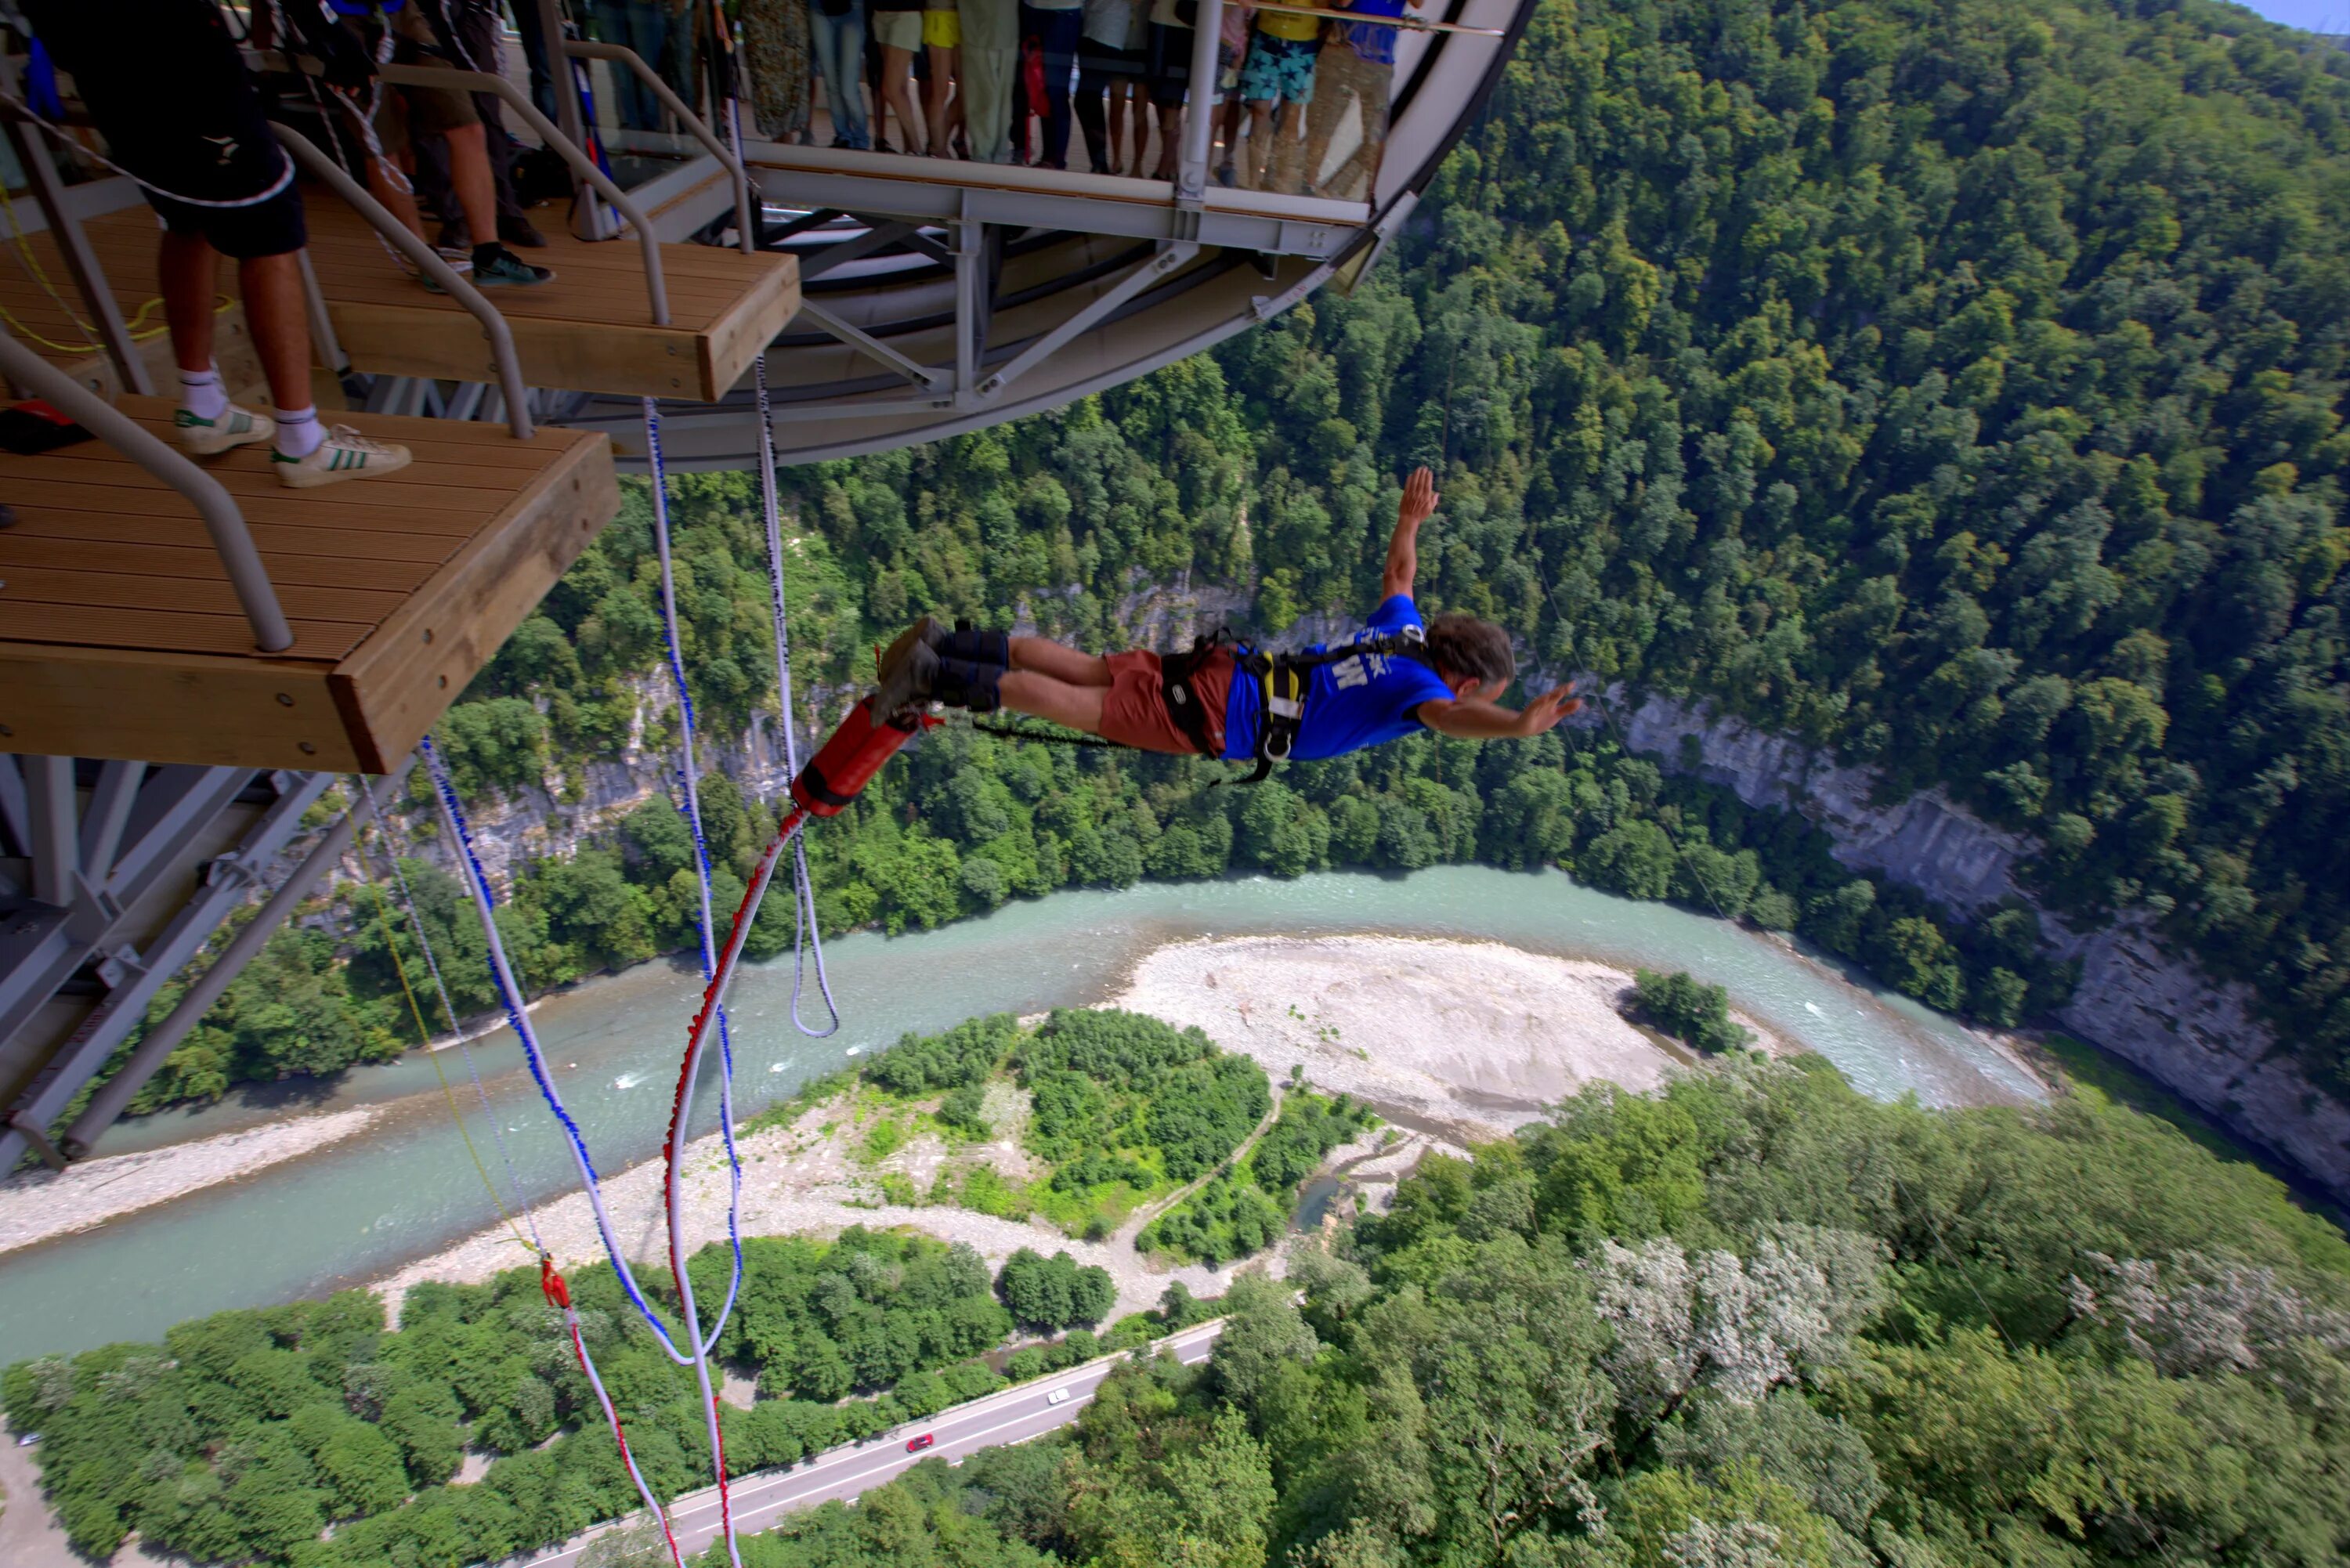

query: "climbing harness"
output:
1153 624 1443 783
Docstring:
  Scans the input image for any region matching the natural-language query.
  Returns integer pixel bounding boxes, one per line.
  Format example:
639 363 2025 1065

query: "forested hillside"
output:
717 1058 2350 1568
79 0 2350 1119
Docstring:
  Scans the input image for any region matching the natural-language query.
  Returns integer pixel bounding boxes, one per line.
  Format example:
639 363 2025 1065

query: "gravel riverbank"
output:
0 1108 381 1258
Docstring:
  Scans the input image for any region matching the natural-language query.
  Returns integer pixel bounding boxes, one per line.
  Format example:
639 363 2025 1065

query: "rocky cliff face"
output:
1611 693 2350 1208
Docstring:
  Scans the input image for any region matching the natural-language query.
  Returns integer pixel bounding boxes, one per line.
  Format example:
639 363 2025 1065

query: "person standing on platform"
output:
1300 0 1411 197
20 0 415 486
742 0 815 143
1019 0 1084 168
588 0 667 128
868 0 928 151
1238 0 1321 190
960 0 1020 163
1140 0 1190 182
1210 0 1253 186
1075 0 1147 174
922 0 967 157
804 0 873 147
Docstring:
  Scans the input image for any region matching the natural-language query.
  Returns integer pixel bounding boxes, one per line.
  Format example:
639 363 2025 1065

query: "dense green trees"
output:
996 1248 1117 1331
1629 967 1755 1053
1141 1089 1378 1263
696 1046 2350 1567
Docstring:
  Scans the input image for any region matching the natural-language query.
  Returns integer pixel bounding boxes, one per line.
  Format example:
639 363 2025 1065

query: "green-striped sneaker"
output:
270 425 414 489
175 403 274 456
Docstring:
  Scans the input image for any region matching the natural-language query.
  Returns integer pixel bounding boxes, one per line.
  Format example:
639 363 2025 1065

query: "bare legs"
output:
999 634 1112 732
924 42 963 155
442 122 500 248
238 255 314 409
883 44 926 153
158 232 311 408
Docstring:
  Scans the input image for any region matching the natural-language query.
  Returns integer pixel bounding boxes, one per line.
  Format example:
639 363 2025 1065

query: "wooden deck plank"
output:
1 601 373 661
21 193 797 399
0 537 443 592
0 508 471 561
0 562 412 624
0 476 503 535
0 396 618 769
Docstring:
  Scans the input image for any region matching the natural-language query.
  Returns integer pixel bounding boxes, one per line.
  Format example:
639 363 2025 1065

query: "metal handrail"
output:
271 127 534 440
372 61 671 326
562 40 757 256
0 326 294 652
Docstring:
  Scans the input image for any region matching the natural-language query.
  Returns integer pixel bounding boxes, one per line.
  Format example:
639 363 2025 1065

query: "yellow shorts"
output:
923 9 961 48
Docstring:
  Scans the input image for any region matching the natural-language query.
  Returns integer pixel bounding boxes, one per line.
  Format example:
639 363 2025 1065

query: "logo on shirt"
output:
1328 630 1397 691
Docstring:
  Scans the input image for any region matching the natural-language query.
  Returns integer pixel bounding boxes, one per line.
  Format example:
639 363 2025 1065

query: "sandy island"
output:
1116 934 1781 1143
370 934 1719 1321
0 1107 381 1257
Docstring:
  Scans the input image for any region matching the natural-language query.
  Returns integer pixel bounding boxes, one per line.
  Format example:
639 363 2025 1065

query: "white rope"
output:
643 396 749 1568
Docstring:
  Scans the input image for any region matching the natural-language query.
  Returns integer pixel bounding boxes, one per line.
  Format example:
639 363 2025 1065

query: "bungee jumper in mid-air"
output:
869 466 1586 778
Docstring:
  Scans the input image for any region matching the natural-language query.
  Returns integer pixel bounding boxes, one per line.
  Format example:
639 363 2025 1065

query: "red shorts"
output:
1097 647 1235 755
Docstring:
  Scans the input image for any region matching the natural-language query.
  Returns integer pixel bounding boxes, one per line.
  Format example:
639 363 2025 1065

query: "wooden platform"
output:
0 399 618 771
5 195 799 401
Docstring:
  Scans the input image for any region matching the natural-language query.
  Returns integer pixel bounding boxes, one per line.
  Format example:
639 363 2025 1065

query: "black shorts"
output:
24 0 309 258
1145 21 1194 107
1079 39 1147 78
147 186 309 261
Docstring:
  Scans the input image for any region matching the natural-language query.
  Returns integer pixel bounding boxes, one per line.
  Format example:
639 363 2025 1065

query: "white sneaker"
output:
270 425 414 489
175 403 274 456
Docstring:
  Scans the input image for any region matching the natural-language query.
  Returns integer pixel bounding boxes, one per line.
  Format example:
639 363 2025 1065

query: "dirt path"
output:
1115 1086 1287 1243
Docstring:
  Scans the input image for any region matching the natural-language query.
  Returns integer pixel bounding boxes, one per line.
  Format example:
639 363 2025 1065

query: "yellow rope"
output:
2 178 233 354
346 795 537 1258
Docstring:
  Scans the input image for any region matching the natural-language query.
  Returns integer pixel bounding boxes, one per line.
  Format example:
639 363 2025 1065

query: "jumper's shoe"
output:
176 403 273 456
871 626 941 720
473 245 555 287
271 425 414 489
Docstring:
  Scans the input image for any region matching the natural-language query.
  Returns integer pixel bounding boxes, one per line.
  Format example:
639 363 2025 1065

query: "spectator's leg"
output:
1300 47 1351 196
158 229 222 378
237 252 314 414
924 41 960 155
509 0 562 121
1243 99 1274 187
1039 9 1081 168
883 42 926 153
963 41 1018 162
1075 59 1111 172
443 123 503 256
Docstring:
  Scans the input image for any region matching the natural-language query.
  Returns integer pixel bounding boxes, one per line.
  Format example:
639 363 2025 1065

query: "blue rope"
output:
643 399 752 1361
420 735 695 1364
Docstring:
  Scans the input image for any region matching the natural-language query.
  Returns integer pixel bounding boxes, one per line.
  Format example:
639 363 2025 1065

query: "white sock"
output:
178 367 228 421
274 406 324 460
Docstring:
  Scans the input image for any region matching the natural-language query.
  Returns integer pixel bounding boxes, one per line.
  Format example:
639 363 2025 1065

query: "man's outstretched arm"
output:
1382 466 1438 602
1418 685 1582 741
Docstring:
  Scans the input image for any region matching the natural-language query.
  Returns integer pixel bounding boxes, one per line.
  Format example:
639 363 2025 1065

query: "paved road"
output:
530 1319 1227 1566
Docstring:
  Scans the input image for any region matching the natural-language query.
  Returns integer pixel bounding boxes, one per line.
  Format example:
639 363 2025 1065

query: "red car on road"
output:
906 1433 935 1452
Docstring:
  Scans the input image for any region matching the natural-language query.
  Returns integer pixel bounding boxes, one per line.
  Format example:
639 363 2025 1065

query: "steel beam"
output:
794 302 951 394
0 768 333 1173
63 763 415 1156
976 242 1198 400
24 756 74 909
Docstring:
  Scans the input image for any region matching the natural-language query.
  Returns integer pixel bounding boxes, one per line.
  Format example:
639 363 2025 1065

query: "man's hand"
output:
1399 466 1438 529
1513 684 1584 737
1383 467 1438 599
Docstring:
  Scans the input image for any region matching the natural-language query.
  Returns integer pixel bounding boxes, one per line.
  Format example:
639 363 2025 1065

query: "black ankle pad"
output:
945 628 1010 666
935 657 1003 714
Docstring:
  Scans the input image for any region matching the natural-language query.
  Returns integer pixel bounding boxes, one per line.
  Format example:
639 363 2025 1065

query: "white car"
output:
1046 1387 1072 1406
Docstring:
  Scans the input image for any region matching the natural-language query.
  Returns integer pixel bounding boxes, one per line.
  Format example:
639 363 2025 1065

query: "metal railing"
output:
0 326 293 652
561 39 757 257
271 126 535 439
371 60 671 325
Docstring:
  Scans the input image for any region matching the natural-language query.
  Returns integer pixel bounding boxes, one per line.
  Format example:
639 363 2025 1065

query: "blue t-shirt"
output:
1223 595 1456 763
1340 0 1408 66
